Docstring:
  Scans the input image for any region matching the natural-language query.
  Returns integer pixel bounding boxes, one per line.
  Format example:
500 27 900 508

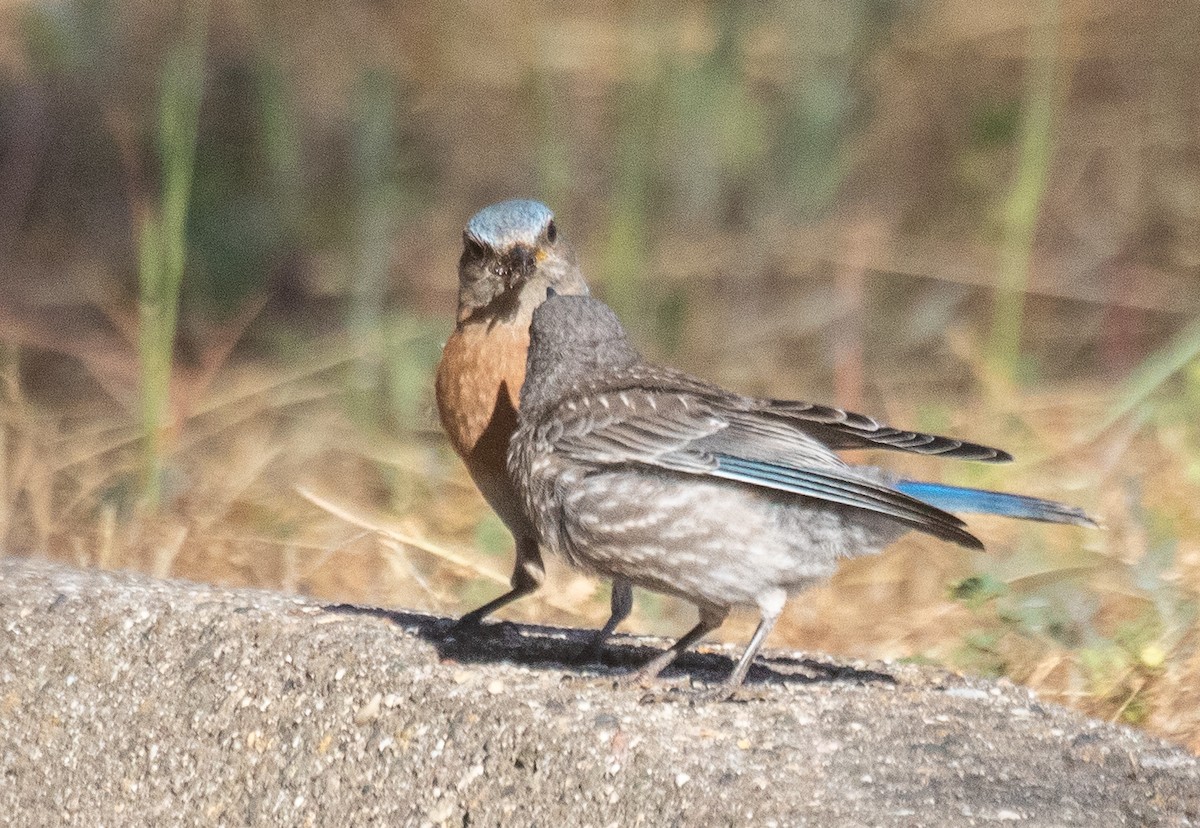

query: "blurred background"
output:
0 0 1198 749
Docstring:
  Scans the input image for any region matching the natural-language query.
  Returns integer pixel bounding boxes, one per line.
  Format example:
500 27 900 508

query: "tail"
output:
895 480 1098 528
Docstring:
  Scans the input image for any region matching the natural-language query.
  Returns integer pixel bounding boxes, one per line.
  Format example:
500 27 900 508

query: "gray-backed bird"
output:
508 294 1096 693
436 200 633 645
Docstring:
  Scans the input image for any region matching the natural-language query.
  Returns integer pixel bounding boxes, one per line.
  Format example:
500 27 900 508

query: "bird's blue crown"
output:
465 199 554 250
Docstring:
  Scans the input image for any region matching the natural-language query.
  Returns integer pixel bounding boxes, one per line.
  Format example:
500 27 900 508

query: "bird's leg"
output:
577 578 633 662
452 537 544 631
698 588 787 701
620 605 729 686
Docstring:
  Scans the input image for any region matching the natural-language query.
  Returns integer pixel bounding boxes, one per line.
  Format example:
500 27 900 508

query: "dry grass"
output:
2 316 1197 752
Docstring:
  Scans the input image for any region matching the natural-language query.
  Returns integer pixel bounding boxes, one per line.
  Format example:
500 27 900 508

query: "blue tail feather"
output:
895 480 1097 528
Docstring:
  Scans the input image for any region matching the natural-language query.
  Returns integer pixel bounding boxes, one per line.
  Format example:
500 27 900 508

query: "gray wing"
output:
587 365 1012 462
758 399 1012 462
548 387 982 549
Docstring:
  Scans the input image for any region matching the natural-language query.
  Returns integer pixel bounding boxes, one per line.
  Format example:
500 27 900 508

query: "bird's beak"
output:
503 245 539 291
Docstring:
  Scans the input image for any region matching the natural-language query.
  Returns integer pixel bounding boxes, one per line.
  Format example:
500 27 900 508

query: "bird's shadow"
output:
323 602 897 690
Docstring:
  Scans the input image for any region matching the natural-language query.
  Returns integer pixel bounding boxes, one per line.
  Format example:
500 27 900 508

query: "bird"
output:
508 293 1097 694
435 200 633 647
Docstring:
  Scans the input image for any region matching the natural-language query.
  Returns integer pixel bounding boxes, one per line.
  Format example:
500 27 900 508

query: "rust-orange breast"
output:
435 321 530 470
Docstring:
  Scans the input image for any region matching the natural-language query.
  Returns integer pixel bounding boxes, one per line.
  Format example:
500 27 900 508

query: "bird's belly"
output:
558 470 905 609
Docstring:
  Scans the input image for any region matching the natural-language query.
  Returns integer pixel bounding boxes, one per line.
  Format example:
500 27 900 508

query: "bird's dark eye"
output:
545 220 557 244
462 232 487 259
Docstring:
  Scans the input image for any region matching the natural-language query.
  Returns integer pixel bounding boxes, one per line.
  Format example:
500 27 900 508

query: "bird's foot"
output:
612 666 664 690
688 682 772 704
445 616 479 640
571 633 618 665
446 614 517 642
571 644 604 666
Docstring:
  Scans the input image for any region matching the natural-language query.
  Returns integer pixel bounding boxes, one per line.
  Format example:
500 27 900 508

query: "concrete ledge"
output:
1 558 1197 826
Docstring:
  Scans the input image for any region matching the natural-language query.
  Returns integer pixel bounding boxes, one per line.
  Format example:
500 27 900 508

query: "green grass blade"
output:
988 0 1060 385
137 2 208 506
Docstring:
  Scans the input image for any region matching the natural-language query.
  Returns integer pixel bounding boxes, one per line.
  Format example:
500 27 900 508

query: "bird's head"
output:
522 294 640 411
456 199 588 324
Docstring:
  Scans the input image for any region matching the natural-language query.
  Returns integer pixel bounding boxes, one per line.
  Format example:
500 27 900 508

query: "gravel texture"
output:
1 557 1197 827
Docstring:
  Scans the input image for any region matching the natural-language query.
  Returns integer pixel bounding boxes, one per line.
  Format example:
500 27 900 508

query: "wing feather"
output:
567 367 1013 463
761 400 1012 462
543 385 984 549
